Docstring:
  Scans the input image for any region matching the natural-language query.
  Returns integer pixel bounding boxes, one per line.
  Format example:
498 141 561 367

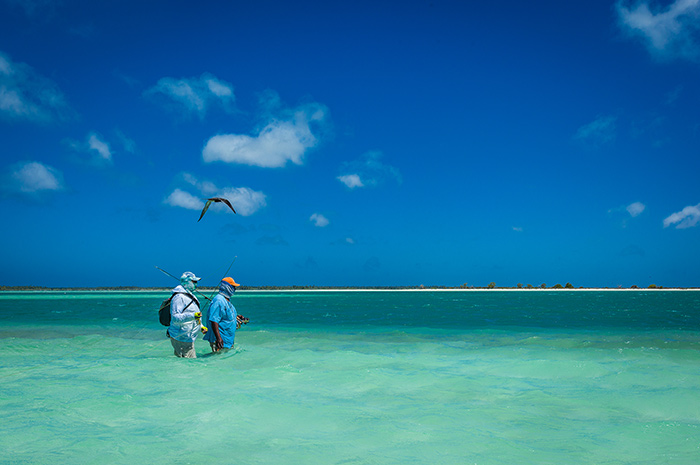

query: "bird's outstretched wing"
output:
212 197 236 214
198 199 214 222
198 197 237 222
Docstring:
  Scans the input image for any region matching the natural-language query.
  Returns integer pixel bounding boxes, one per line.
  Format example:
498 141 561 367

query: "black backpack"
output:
158 292 195 326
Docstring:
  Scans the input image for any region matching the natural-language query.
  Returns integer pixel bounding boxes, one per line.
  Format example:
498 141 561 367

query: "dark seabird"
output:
198 197 237 222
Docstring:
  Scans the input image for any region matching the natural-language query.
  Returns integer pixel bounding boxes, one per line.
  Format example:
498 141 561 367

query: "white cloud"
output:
626 201 646 217
164 188 203 210
574 115 617 145
310 213 329 227
616 0 700 61
207 79 233 97
337 174 364 189
88 133 112 162
218 186 267 216
183 172 217 196
338 151 401 189
165 174 267 217
145 73 235 118
7 161 65 194
0 55 11 74
512 227 523 232
202 99 327 168
66 132 114 166
663 203 700 228
0 51 73 123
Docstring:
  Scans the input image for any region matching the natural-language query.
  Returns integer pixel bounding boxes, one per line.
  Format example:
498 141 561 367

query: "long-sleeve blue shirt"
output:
203 293 237 348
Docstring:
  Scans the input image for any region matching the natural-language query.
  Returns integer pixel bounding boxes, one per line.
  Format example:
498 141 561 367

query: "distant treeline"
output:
0 284 695 291
465 282 679 289
0 286 162 291
0 285 433 291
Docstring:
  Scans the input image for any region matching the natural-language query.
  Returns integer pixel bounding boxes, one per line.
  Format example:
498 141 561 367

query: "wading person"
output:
168 271 202 358
203 277 241 353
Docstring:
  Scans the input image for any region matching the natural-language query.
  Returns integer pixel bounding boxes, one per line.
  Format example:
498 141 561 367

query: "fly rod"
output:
155 256 238 303
154 266 212 302
207 255 237 302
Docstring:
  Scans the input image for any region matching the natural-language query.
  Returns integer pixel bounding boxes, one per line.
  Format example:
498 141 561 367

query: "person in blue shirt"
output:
204 277 242 353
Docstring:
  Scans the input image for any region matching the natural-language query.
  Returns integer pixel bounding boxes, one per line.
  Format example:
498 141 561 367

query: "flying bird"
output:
198 197 237 222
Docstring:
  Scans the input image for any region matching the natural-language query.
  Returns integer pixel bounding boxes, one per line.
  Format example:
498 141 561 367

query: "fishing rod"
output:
154 265 212 335
156 259 249 335
207 255 249 327
154 266 213 302
155 256 238 303
207 255 237 302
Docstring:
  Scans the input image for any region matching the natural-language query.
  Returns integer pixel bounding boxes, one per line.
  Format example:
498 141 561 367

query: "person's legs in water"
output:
171 338 196 358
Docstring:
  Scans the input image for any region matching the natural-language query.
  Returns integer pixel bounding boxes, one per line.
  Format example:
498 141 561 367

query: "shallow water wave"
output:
1 291 699 464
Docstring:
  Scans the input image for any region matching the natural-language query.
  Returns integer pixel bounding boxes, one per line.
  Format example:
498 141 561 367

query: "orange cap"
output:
222 277 240 287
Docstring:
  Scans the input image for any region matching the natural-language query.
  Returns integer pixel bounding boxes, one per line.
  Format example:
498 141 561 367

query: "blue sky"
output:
1 0 699 288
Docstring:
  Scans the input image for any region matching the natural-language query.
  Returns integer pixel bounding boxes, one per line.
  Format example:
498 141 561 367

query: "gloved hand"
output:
201 325 208 334
194 312 202 319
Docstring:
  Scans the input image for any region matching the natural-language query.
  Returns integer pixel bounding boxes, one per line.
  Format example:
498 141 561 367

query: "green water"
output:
1 291 699 464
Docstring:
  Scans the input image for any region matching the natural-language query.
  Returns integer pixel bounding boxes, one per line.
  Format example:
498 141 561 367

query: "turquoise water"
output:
1 290 699 464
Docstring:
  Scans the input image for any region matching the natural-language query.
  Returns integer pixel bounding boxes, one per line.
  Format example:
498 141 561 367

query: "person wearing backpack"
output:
168 271 202 358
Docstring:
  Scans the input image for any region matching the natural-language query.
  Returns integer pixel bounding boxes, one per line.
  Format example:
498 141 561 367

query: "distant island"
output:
1 283 697 291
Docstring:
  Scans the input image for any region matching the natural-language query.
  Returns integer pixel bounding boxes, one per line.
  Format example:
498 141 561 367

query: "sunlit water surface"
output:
1 290 699 464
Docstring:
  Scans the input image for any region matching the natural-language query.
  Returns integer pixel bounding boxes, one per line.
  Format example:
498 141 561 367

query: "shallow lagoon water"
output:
1 290 699 464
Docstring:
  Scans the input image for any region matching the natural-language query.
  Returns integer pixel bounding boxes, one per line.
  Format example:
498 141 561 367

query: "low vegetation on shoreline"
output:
0 284 695 291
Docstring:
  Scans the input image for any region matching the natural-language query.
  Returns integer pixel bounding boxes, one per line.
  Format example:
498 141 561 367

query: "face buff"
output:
180 272 199 292
219 280 236 298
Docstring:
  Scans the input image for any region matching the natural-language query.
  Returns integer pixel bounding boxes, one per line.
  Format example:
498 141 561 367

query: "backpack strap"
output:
172 292 198 312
